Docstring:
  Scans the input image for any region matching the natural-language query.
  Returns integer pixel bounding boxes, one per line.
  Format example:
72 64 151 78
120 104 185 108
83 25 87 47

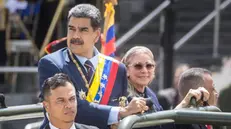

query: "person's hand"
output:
118 97 149 118
175 87 210 109
110 123 118 129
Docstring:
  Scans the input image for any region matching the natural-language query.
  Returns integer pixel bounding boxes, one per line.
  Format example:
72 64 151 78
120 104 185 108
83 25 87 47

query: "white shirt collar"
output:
49 122 76 129
75 47 99 70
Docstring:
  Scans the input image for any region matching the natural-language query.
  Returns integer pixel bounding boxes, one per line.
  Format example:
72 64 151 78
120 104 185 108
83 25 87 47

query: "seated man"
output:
175 68 219 129
177 68 218 107
41 73 98 129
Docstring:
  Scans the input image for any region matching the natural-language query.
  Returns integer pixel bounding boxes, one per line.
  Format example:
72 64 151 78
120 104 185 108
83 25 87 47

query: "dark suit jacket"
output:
145 87 163 112
38 48 127 128
43 123 99 129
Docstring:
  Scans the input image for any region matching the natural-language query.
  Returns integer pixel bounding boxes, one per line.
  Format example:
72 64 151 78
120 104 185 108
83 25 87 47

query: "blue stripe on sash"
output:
94 59 112 102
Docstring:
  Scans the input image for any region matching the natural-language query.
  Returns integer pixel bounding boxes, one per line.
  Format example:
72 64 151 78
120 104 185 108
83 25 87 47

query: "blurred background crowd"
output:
0 0 231 129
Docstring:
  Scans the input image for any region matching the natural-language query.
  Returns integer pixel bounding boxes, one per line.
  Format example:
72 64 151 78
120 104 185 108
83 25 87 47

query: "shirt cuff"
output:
108 107 120 125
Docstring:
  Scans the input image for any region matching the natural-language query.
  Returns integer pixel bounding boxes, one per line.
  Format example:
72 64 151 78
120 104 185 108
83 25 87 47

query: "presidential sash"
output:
86 54 119 105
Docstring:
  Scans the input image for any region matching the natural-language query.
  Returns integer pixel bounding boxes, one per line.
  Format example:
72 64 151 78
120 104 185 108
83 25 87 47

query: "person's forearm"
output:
174 101 188 109
118 107 131 119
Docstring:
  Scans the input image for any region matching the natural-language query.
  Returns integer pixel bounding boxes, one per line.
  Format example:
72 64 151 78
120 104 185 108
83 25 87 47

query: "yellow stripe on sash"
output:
86 55 105 102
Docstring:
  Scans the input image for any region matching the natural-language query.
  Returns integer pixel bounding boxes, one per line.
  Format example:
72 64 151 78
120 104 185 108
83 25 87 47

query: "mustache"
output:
70 38 84 44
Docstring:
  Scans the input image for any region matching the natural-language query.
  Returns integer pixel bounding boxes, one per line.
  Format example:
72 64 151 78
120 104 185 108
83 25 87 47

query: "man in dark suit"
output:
38 3 149 129
41 73 98 129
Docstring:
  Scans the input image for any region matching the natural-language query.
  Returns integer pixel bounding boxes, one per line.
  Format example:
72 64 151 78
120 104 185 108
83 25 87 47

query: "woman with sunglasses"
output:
121 46 161 113
121 46 211 129
122 46 174 129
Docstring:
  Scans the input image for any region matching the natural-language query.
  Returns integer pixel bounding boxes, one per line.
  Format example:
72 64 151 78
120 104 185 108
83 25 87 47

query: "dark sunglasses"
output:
129 63 155 70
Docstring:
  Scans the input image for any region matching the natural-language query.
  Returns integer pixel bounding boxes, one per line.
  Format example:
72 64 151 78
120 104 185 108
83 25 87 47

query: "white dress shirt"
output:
49 122 76 129
75 50 98 72
74 47 120 125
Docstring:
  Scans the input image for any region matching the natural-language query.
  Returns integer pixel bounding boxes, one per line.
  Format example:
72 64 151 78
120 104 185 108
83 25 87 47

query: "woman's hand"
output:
119 97 149 118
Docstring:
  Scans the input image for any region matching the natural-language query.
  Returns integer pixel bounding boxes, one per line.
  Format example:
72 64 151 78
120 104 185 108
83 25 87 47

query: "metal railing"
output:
0 104 229 129
155 0 231 90
0 67 37 73
213 0 221 58
116 0 231 55
116 0 171 49
174 0 231 51
118 106 231 129
0 103 43 122
25 121 43 129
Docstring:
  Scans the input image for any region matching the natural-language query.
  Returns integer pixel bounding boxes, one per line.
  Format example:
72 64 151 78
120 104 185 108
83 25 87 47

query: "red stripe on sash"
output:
100 62 119 105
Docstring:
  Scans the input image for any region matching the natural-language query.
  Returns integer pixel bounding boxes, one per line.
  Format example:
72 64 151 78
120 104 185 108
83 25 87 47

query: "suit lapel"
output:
71 51 88 75
44 124 50 129
146 87 154 100
64 49 88 91
146 87 162 111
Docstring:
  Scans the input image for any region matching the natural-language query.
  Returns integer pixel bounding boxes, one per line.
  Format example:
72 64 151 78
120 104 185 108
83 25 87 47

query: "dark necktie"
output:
84 60 94 83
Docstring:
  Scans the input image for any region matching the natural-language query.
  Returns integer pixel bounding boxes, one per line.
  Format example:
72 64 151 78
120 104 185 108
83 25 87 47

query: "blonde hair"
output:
121 46 154 66
122 46 155 97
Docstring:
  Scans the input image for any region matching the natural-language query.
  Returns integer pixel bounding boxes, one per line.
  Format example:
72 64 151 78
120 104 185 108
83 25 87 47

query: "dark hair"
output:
178 68 212 97
41 73 73 101
68 4 101 30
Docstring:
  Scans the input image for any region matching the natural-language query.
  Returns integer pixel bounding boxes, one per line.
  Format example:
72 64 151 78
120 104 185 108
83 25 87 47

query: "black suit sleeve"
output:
38 56 62 91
